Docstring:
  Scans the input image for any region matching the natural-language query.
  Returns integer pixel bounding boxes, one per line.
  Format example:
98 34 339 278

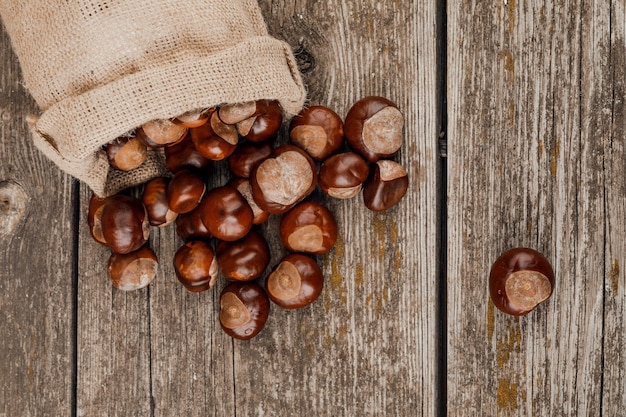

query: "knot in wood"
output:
0 180 29 239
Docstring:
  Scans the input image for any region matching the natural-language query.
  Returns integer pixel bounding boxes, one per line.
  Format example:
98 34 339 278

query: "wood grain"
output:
0 23 76 417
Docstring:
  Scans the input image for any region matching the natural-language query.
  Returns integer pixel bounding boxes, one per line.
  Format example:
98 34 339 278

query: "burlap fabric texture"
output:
0 0 306 196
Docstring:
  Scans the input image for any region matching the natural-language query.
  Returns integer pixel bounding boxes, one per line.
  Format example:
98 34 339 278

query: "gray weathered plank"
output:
447 1 615 415
230 1 441 416
0 23 76 417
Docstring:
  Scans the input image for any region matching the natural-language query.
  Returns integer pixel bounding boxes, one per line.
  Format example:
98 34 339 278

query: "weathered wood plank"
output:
229 1 441 416
0 23 76 417
447 1 613 415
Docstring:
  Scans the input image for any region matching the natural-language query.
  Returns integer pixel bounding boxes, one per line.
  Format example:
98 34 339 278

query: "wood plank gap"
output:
71 179 80 417
147 285 155 417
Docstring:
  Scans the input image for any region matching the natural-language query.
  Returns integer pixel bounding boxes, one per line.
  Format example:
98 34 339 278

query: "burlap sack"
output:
0 0 306 196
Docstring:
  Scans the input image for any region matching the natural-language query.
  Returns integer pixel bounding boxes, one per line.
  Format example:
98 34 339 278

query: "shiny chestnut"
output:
100 194 150 254
164 134 211 173
227 141 273 179
318 152 369 199
166 170 206 214
87 194 109 245
216 231 270 282
363 160 409 212
232 100 283 142
227 178 269 224
289 105 344 161
190 112 238 160
142 177 177 227
199 186 253 241
136 118 188 148
250 144 317 214
279 202 337 254
265 254 324 309
344 96 404 162
489 248 555 316
175 203 212 242
107 245 158 291
219 282 270 340
106 137 147 171
173 240 219 292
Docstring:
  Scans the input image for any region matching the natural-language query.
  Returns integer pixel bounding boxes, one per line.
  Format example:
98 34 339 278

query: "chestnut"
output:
105 136 147 171
142 177 177 227
87 194 108 245
227 178 269 224
265 254 324 309
227 141 273 179
175 204 212 242
100 195 150 254
318 152 369 199
136 118 188 148
164 134 211 173
190 113 237 160
216 231 270 282
234 100 283 142
172 108 211 128
289 105 344 161
344 96 404 162
107 245 158 291
362 160 409 212
249 144 317 214
218 101 257 125
199 186 253 241
173 240 219 292
279 201 337 254
219 282 270 340
489 248 555 316
166 170 206 214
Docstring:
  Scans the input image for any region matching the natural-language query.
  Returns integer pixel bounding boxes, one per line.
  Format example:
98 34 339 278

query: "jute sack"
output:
0 0 306 196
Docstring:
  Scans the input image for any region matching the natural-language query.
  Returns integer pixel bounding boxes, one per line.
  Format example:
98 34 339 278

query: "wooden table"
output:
1 1 624 416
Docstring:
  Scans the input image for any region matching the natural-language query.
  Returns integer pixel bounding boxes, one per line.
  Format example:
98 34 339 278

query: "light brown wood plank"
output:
447 1 612 415
0 23 76 417
230 1 441 416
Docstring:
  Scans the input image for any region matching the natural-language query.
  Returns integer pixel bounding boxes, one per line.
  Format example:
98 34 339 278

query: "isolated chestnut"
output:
172 108 211 128
344 96 404 162
318 152 369 199
87 194 108 245
190 113 237 160
219 282 270 340
250 144 317 214
142 177 177 227
265 254 324 309
175 204 212 242
289 105 344 161
227 141 273 179
489 248 555 316
173 240 219 292
164 135 211 173
106 137 147 171
279 202 337 254
136 119 188 148
100 195 150 254
166 170 206 214
216 231 270 282
107 245 158 291
235 100 283 142
363 160 409 211
227 178 270 224
199 186 253 241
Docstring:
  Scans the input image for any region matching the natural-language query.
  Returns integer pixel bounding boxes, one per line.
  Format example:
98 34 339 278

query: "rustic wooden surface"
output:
1 1 624 416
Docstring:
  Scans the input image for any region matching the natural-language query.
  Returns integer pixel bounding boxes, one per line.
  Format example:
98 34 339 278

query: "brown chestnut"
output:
164 134 211 173
234 100 283 142
227 141 273 179
318 152 369 199
489 248 555 316
172 108 211 128
199 186 253 241
107 246 158 291
142 177 177 227
175 204 212 242
190 113 237 160
344 96 404 162
87 194 109 245
216 231 270 282
106 137 148 171
166 170 206 214
265 254 324 309
218 101 258 125
100 195 150 254
363 160 408 212
219 282 270 340
173 240 219 292
279 202 337 254
289 105 344 161
250 144 317 214
227 178 270 224
136 119 188 148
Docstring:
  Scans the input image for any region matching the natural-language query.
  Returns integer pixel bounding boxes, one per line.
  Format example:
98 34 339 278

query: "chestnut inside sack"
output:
0 0 306 196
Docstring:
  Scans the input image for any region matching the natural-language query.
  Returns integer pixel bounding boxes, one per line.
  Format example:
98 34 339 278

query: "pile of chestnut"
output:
88 96 409 340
